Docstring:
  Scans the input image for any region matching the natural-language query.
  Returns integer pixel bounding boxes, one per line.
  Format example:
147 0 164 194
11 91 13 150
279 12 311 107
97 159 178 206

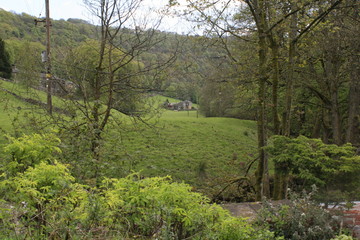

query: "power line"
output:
23 0 33 16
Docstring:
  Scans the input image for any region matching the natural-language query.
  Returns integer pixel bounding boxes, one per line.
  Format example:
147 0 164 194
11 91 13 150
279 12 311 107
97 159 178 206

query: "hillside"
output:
0 79 257 201
0 9 240 110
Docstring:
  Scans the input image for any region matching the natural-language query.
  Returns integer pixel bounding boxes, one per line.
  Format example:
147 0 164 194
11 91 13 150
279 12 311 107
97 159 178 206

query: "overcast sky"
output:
0 0 194 34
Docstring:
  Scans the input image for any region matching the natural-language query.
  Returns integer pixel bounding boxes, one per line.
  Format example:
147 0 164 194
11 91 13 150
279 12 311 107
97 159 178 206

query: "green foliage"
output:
2 133 61 175
211 217 279 240
101 173 217 238
0 161 87 238
266 135 360 200
0 166 275 239
84 172 275 239
331 235 354 240
0 133 275 239
256 188 340 240
5 39 44 86
0 38 12 79
0 134 86 238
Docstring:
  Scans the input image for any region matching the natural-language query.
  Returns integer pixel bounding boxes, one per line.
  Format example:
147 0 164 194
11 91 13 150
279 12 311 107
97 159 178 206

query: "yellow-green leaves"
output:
3 133 61 176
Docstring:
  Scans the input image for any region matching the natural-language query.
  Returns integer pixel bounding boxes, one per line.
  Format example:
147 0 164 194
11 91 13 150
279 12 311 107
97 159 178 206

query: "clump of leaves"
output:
0 161 87 239
331 235 354 240
86 173 277 239
0 133 86 238
255 187 341 240
100 173 224 238
266 135 360 200
2 133 61 176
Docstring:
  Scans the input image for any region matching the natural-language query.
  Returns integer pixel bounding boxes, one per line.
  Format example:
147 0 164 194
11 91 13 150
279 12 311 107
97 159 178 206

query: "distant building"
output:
165 100 193 111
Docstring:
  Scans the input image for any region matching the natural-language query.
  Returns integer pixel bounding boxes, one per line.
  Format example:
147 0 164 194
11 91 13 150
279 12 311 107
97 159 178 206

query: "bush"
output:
1 169 275 239
2 133 61 175
266 135 360 200
0 133 277 239
255 187 341 240
211 217 278 240
331 235 354 240
94 173 276 239
0 161 87 239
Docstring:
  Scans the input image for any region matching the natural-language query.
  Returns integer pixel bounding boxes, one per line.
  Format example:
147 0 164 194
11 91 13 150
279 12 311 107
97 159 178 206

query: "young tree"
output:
56 0 175 182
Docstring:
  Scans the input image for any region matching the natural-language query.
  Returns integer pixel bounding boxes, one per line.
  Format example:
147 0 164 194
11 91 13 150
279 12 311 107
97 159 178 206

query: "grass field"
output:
0 79 258 200
101 107 258 199
0 80 42 137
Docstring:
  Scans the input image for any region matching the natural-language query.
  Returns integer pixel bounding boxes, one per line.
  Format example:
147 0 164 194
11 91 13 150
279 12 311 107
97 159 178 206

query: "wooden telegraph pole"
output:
45 0 52 115
35 0 52 114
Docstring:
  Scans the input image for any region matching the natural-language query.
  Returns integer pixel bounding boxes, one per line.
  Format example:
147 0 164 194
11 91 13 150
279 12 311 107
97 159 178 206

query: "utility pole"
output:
35 0 52 114
45 0 52 115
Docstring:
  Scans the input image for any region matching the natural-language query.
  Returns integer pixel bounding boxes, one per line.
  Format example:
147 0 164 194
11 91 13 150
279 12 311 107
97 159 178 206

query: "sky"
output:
0 0 194 34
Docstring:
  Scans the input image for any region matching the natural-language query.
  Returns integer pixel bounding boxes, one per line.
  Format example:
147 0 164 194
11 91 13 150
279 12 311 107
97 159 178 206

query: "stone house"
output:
165 100 193 110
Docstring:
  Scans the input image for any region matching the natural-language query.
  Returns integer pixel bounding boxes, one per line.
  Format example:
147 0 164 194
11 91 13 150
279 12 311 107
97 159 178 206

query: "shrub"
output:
331 235 354 240
0 161 87 239
1 165 276 239
2 133 61 176
0 134 277 239
266 135 360 200
255 187 341 240
98 173 229 238
211 216 279 240
90 173 276 239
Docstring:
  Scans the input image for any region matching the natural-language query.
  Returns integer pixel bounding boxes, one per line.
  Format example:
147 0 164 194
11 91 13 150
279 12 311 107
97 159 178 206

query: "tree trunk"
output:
283 10 298 137
311 112 322 138
254 0 270 200
270 42 281 135
330 86 342 145
346 61 360 145
273 166 289 200
270 41 285 200
346 8 360 144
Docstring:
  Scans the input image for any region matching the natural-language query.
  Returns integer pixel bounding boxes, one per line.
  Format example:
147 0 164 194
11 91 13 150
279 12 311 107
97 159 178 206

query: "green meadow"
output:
0 79 258 199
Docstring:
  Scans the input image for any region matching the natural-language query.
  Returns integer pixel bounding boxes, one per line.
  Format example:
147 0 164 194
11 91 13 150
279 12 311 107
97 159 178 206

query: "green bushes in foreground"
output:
0 164 275 239
0 133 353 239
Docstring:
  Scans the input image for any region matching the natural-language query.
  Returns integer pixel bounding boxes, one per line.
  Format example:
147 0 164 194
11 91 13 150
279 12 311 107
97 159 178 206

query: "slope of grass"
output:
0 81 43 137
0 79 258 199
0 80 69 108
103 109 257 199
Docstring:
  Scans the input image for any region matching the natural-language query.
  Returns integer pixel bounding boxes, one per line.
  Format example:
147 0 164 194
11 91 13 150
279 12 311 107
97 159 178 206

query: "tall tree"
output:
168 0 347 200
344 0 360 144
